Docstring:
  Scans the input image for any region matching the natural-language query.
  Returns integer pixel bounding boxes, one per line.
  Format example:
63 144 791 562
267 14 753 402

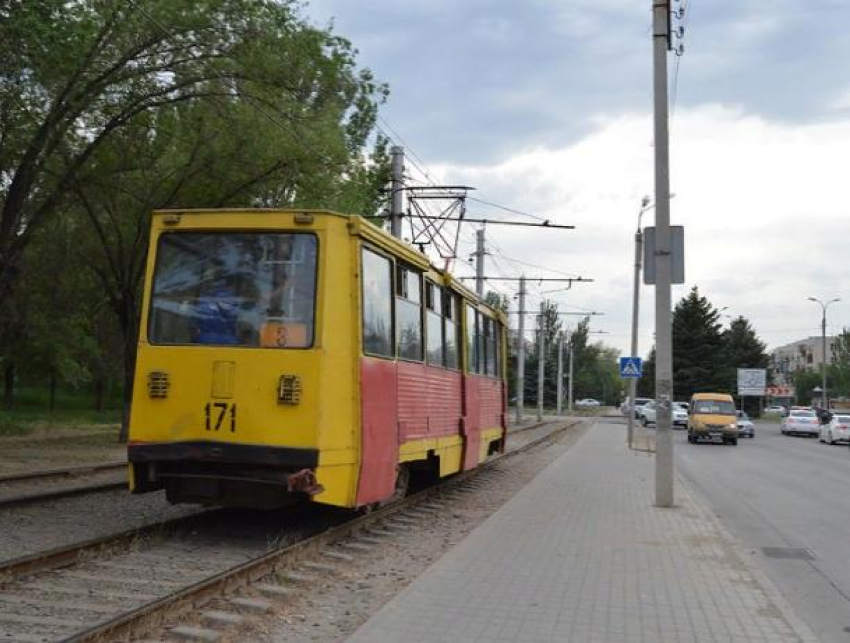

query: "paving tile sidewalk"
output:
349 422 818 643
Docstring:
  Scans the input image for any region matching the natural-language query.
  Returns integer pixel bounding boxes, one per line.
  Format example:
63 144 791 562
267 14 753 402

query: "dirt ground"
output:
0 428 124 475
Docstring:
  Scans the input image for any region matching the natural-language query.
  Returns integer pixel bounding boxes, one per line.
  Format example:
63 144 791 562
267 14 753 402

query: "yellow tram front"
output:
127 210 359 509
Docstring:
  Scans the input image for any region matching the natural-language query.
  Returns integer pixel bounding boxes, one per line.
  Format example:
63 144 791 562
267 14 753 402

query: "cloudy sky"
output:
306 0 850 358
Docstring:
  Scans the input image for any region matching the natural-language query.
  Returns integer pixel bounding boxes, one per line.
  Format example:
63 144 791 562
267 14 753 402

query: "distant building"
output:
770 336 838 385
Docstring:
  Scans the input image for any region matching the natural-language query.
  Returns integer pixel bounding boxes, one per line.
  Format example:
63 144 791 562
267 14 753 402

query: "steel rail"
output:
0 480 127 510
0 462 125 485
63 419 580 643
0 510 221 584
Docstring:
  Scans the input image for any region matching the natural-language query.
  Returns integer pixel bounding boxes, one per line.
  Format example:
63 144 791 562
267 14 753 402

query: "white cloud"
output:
432 105 850 356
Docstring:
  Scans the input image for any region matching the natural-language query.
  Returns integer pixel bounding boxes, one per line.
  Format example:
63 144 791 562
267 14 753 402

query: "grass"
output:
0 387 121 438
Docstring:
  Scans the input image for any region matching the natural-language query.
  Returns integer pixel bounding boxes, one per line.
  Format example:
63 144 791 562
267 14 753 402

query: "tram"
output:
127 209 507 509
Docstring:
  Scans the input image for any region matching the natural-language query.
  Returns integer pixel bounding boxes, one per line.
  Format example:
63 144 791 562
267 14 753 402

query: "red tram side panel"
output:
357 360 504 505
357 357 398 505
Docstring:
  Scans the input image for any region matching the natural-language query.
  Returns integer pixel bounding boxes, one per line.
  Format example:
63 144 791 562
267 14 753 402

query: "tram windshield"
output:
149 232 317 348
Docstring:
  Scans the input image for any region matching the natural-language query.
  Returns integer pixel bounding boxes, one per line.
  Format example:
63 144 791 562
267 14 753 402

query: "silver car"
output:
736 410 755 438
780 409 819 436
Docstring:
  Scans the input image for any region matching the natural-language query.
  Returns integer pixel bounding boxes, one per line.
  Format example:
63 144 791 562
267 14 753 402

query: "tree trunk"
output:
94 378 105 412
117 295 139 443
3 361 13 411
49 371 57 412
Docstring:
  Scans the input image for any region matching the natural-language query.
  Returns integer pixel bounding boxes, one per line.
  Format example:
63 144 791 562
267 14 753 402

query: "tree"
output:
0 0 388 306
793 370 822 406
484 291 508 313
637 346 656 397
672 287 725 398
0 1 391 435
719 316 769 415
828 328 850 399
524 300 561 406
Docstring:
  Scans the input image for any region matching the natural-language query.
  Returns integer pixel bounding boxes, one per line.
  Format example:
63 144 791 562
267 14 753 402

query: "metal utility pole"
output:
515 276 526 425
568 338 574 412
628 198 650 449
652 0 674 508
808 296 840 410
390 146 404 239
557 334 564 416
537 303 545 422
474 228 485 297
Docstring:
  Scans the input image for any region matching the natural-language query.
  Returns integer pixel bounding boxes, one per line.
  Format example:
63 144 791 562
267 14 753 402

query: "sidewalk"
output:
348 422 817 643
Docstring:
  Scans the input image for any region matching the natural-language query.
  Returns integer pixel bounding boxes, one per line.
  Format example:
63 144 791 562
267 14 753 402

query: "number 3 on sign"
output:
204 402 237 432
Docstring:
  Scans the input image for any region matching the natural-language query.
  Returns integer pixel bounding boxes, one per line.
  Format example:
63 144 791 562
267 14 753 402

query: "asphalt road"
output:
676 421 850 643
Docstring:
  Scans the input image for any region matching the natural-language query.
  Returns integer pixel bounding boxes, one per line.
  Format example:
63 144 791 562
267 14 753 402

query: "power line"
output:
467 196 550 223
374 214 574 229
377 117 437 186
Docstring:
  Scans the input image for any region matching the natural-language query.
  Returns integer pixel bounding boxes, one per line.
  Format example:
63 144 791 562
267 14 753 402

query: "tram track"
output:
0 463 126 511
0 418 579 643
0 421 551 512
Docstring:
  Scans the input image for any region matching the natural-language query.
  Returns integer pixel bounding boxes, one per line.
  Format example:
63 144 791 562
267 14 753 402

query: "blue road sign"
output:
619 357 642 378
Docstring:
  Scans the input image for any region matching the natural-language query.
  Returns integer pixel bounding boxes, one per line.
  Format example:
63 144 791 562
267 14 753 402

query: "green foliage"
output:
637 347 656 397
672 286 725 398
793 370 823 406
0 1 390 427
518 307 619 408
638 289 769 413
485 291 509 313
0 416 29 437
827 328 850 398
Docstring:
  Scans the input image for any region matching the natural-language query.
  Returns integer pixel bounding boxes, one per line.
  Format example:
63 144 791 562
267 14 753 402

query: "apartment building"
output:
770 336 838 385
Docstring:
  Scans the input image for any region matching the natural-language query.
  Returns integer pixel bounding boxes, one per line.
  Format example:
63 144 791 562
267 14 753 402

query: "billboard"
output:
737 368 767 396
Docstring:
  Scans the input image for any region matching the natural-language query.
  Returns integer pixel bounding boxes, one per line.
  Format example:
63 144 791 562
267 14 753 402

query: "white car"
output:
736 410 755 438
641 401 688 428
780 409 819 436
576 398 601 408
819 414 850 444
765 405 787 416
621 397 652 418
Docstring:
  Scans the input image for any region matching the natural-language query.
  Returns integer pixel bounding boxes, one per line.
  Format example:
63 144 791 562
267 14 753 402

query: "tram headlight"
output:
278 374 301 404
147 371 170 398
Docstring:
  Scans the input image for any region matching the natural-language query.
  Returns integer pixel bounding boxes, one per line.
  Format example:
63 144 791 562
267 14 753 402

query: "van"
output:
688 393 738 445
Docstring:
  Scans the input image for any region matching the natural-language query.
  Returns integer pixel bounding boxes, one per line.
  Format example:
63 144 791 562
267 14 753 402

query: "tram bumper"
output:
128 440 322 508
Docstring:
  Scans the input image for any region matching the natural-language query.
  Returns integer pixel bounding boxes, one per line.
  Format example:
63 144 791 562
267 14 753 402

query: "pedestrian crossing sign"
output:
619 357 642 378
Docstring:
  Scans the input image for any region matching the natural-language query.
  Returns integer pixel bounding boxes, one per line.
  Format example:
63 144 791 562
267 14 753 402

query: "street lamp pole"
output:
807 296 840 410
628 196 653 449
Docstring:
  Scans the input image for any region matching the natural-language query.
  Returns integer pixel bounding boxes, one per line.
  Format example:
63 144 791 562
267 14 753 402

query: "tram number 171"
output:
204 402 237 432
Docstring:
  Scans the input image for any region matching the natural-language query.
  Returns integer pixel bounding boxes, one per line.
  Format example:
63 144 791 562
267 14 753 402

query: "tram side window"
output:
487 318 499 377
444 292 459 369
396 266 423 361
492 321 502 378
482 316 494 377
466 304 479 373
361 248 394 357
425 281 444 366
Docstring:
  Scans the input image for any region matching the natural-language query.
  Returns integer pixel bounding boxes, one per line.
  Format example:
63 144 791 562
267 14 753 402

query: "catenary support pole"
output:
568 338 574 412
557 334 564 416
475 228 485 297
390 146 404 239
822 311 828 410
628 224 643 449
652 0 674 508
537 303 545 422
515 276 526 425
